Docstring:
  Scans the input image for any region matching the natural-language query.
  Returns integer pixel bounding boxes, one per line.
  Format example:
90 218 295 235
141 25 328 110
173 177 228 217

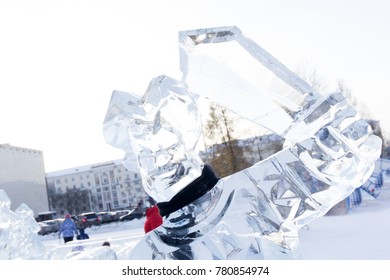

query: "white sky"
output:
1 0 390 172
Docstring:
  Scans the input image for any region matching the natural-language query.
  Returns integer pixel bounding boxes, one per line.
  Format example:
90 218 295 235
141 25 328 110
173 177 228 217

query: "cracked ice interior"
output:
102 26 382 259
0 26 382 259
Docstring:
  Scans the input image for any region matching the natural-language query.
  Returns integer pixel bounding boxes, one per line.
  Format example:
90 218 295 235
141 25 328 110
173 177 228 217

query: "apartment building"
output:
46 160 150 215
0 143 49 215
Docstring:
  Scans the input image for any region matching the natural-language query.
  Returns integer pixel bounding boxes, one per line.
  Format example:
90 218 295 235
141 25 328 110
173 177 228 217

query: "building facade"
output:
46 160 150 216
0 143 49 215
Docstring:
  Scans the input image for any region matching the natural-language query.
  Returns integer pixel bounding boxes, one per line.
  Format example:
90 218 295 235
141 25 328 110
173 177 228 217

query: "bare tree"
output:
48 187 90 216
204 103 251 177
295 61 328 92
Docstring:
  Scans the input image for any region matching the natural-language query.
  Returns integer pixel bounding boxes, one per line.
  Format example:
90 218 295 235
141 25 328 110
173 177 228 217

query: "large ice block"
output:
0 189 46 259
103 26 382 259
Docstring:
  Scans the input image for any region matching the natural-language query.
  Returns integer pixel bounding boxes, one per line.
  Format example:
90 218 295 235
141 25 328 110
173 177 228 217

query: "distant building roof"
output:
0 143 43 155
46 159 123 178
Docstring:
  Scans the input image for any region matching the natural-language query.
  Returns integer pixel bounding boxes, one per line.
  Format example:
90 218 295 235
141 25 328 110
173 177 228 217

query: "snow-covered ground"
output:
40 218 146 259
39 188 390 260
300 198 390 259
300 171 390 260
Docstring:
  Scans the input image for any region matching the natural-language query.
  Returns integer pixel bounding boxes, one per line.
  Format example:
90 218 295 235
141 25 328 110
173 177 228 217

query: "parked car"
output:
119 209 144 222
97 211 117 224
55 218 65 227
113 210 132 221
38 222 51 235
37 219 60 235
77 212 101 228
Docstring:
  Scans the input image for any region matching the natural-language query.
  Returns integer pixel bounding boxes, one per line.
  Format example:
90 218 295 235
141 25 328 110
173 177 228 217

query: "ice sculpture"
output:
103 26 382 259
0 189 46 259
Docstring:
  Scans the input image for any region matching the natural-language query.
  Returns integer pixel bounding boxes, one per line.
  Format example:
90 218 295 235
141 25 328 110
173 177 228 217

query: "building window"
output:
103 193 111 200
101 172 109 184
95 174 100 186
109 170 115 182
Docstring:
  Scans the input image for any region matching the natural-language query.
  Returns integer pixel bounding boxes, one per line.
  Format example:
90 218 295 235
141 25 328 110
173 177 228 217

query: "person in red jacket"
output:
144 205 163 233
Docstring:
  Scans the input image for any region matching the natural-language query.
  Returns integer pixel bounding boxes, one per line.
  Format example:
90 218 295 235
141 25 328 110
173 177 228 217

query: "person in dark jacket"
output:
76 228 89 240
59 214 78 243
144 205 162 233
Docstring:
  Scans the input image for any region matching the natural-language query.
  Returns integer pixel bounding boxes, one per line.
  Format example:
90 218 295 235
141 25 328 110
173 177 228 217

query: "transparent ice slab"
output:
180 26 342 145
103 26 382 259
